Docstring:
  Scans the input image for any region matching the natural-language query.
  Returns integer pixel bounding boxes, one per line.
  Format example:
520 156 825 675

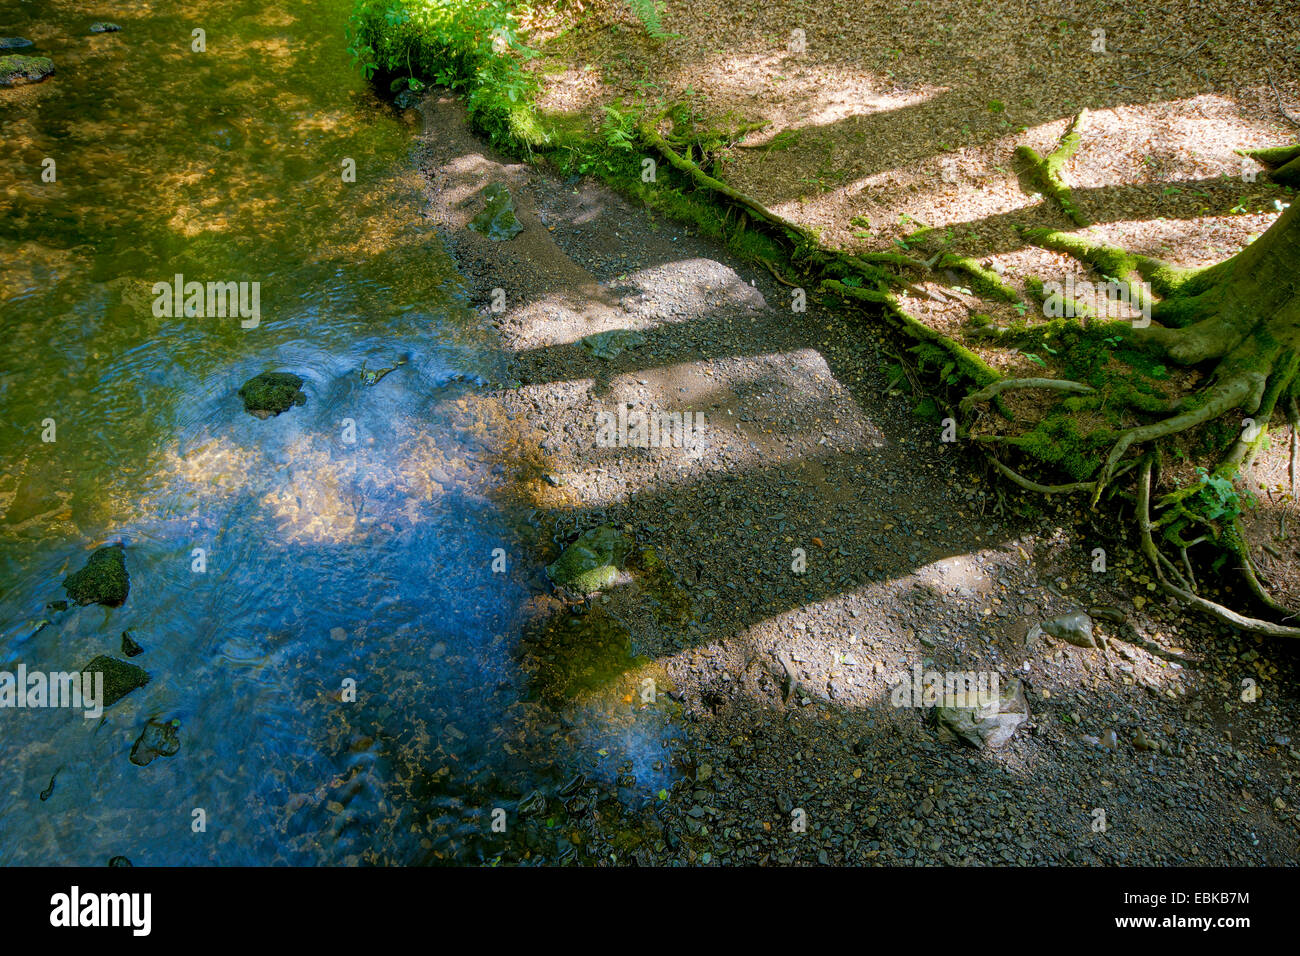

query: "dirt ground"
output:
525 0 1300 610
408 92 1299 864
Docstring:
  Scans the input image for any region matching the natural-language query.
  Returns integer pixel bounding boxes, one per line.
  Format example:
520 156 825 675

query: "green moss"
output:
1013 415 1113 480
0 54 54 86
546 526 634 592
238 371 306 418
63 545 129 607
468 183 523 240
81 655 150 707
937 254 1019 303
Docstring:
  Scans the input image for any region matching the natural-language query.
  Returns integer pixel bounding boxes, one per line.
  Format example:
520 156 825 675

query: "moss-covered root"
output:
1018 226 1193 299
936 253 1020 303
1015 110 1091 226
1093 372 1261 502
1240 143 1300 188
822 280 1000 387
637 111 817 248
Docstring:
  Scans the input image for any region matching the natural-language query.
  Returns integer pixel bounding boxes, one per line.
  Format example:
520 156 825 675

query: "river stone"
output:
546 526 633 592
238 371 306 418
121 631 144 657
581 328 647 360
63 544 129 607
468 183 523 240
82 655 150 707
130 718 181 766
89 22 121 33
1041 611 1095 647
518 790 547 815
0 54 55 86
393 88 421 109
937 677 1028 750
0 38 34 51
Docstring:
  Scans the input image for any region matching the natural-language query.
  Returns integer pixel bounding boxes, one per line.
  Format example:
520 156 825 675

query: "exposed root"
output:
1138 456 1300 638
1093 373 1258 502
1015 111 1090 226
639 112 818 247
1240 142 1300 186
986 456 1095 495
1231 516 1300 621
759 257 799 287
934 253 1020 303
961 377 1094 411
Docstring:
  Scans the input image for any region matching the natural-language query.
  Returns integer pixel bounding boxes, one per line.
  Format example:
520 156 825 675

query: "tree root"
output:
1093 373 1258 502
1240 142 1300 187
936 254 1020 303
986 456 1095 495
1230 515 1299 621
1015 110 1090 226
961 377 1094 411
1137 456 1300 638
638 112 819 247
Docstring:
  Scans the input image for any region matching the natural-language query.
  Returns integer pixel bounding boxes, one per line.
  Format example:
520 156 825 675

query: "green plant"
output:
1194 466 1256 521
627 0 674 39
347 0 546 150
601 104 637 151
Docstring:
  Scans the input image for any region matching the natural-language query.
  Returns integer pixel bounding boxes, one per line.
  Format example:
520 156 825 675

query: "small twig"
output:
1265 68 1300 130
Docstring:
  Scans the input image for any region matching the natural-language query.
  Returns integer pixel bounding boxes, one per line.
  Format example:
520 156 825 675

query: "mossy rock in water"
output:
581 329 647 360
0 54 54 86
88 22 121 34
0 37 34 51
238 371 306 418
63 544 129 607
81 655 150 708
468 183 523 240
546 526 634 592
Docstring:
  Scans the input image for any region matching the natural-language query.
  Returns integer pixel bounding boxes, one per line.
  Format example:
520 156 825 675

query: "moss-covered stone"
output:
63 544 129 607
121 631 144 657
81 655 150 707
546 526 634 592
0 54 54 86
238 371 306 418
88 22 121 34
468 183 523 240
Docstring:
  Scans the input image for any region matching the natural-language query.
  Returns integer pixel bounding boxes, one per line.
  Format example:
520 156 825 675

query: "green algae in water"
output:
238 371 306 418
546 526 633 592
0 54 54 86
627 545 694 626
468 184 523 240
581 329 647 360
81 655 150 707
521 609 644 705
63 544 129 607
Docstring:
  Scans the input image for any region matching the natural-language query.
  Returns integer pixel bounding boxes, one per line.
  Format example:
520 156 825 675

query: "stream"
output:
0 0 675 865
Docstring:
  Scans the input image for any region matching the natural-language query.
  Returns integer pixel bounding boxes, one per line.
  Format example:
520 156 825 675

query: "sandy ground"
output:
407 94 1299 864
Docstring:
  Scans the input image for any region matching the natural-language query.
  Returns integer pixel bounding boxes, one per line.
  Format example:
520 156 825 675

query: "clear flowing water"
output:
0 1 676 864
